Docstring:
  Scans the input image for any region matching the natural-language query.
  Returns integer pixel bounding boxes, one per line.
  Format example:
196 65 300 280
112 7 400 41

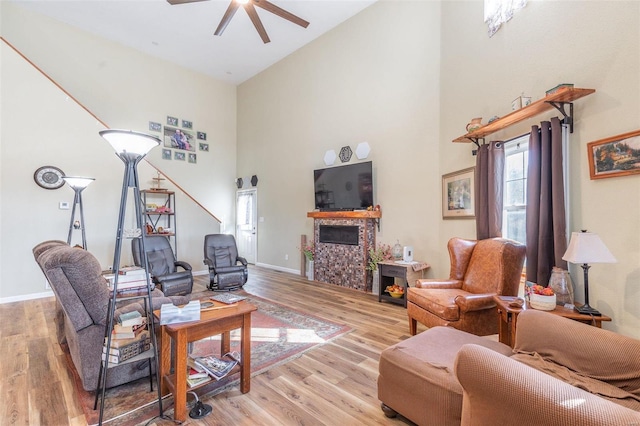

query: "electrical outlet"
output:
285 254 289 260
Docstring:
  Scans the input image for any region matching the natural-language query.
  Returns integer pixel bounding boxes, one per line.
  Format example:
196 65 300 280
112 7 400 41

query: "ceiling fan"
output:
167 0 310 44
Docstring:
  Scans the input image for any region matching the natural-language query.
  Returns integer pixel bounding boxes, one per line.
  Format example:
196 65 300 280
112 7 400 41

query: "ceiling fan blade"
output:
214 1 241 36
245 2 271 44
253 0 309 28
167 0 209 5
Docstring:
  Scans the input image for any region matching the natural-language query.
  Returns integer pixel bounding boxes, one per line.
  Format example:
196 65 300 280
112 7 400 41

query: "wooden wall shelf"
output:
453 88 595 144
307 210 382 219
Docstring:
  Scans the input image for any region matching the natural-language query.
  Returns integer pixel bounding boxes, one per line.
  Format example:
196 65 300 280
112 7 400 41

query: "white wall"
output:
238 1 443 273
439 0 640 337
0 2 237 299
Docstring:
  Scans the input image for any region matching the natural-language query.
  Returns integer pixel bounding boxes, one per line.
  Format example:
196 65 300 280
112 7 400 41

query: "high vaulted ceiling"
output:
9 0 377 85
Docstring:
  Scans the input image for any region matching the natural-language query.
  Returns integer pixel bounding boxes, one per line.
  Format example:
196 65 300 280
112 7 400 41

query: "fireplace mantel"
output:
307 210 382 219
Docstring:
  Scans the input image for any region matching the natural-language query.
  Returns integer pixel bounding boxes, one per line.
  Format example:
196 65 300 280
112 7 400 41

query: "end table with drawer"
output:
378 261 430 307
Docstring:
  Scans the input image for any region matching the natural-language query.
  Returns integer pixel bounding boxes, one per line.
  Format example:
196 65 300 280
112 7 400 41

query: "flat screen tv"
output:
314 161 373 211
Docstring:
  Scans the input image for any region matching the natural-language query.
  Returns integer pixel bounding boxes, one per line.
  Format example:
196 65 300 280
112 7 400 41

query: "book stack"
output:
103 312 150 364
186 358 212 388
105 267 152 293
192 352 239 381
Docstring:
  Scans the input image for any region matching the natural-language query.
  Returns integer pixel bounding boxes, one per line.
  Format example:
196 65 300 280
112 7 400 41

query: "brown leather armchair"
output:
407 237 525 336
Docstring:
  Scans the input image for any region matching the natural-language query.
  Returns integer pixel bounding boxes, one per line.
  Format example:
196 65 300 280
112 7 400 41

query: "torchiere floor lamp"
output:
95 129 161 425
62 176 94 249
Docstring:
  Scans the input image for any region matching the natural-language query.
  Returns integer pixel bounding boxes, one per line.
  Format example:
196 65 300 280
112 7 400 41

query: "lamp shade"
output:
99 129 161 156
562 231 617 264
62 176 95 189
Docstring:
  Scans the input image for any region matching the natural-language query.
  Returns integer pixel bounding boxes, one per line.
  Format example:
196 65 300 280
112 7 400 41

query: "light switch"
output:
259 217 264 222
59 202 70 210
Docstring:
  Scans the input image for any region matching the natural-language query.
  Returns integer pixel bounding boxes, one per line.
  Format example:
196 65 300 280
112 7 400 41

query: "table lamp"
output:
562 230 616 316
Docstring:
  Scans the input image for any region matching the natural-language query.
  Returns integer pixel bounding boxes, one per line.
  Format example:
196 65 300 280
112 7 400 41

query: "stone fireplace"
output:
307 211 381 292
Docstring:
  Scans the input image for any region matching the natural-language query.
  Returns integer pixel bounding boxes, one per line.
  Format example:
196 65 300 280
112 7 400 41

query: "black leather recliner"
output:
203 234 248 291
132 235 193 296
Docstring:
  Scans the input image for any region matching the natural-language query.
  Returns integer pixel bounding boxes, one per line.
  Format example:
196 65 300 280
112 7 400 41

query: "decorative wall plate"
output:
33 166 65 190
339 146 353 163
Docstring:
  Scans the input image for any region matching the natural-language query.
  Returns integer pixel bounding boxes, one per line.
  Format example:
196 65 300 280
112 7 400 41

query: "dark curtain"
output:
526 117 567 287
475 141 505 240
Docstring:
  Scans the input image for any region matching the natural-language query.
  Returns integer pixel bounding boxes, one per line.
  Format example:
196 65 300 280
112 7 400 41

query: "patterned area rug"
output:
65 294 351 426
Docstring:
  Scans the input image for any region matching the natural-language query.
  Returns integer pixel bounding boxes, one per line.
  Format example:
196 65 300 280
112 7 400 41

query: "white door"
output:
236 189 257 264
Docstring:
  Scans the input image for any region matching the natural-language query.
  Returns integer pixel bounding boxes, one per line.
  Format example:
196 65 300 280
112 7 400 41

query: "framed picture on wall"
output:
587 129 640 180
442 167 475 219
162 149 172 160
163 127 196 152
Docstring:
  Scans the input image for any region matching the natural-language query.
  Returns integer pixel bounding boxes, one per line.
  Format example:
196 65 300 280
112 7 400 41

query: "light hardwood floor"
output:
0 266 427 425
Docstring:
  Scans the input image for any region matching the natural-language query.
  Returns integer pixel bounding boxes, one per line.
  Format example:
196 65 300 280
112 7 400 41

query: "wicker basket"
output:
529 293 556 311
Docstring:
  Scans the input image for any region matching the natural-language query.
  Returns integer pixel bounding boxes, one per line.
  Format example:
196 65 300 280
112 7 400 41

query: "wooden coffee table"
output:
155 300 257 422
493 295 612 348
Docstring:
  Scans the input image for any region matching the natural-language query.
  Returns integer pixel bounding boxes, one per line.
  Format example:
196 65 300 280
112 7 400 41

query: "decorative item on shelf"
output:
548 267 574 306
63 176 95 249
392 240 403 260
529 284 556 311
562 230 617 316
546 83 574 96
151 172 166 191
466 118 483 133
488 115 500 124
511 96 522 111
522 95 532 107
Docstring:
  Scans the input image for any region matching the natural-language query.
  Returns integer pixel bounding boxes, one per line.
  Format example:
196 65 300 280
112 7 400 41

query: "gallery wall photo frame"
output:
587 129 640 180
162 149 172 160
167 116 179 126
164 126 196 152
442 167 475 219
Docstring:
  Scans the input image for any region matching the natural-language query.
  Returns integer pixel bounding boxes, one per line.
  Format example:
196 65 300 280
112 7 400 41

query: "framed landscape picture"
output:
587 129 640 180
442 167 475 219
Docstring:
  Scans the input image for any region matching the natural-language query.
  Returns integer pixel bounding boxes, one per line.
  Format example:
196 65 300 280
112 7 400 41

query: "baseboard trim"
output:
1 290 55 304
254 262 300 276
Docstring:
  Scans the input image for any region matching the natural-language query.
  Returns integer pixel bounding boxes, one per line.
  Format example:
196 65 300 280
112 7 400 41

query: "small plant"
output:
366 243 393 271
302 242 315 262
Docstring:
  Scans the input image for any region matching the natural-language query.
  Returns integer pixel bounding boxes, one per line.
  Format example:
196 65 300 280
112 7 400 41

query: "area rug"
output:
64 294 351 426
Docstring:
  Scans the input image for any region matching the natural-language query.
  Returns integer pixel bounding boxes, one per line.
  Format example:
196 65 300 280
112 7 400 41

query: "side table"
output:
155 300 257 422
493 295 612 348
378 261 430 308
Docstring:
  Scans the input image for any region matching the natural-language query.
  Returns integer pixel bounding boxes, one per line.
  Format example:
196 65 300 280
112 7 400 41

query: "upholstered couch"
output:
454 310 640 425
379 309 640 425
35 243 189 391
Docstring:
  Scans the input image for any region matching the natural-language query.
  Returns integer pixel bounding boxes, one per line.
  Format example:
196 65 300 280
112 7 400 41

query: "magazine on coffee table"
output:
193 351 240 380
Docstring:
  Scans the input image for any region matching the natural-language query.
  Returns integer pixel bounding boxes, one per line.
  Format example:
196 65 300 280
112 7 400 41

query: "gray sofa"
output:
34 243 189 391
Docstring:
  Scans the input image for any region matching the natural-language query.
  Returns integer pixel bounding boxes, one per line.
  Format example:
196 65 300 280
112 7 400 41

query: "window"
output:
502 134 529 245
